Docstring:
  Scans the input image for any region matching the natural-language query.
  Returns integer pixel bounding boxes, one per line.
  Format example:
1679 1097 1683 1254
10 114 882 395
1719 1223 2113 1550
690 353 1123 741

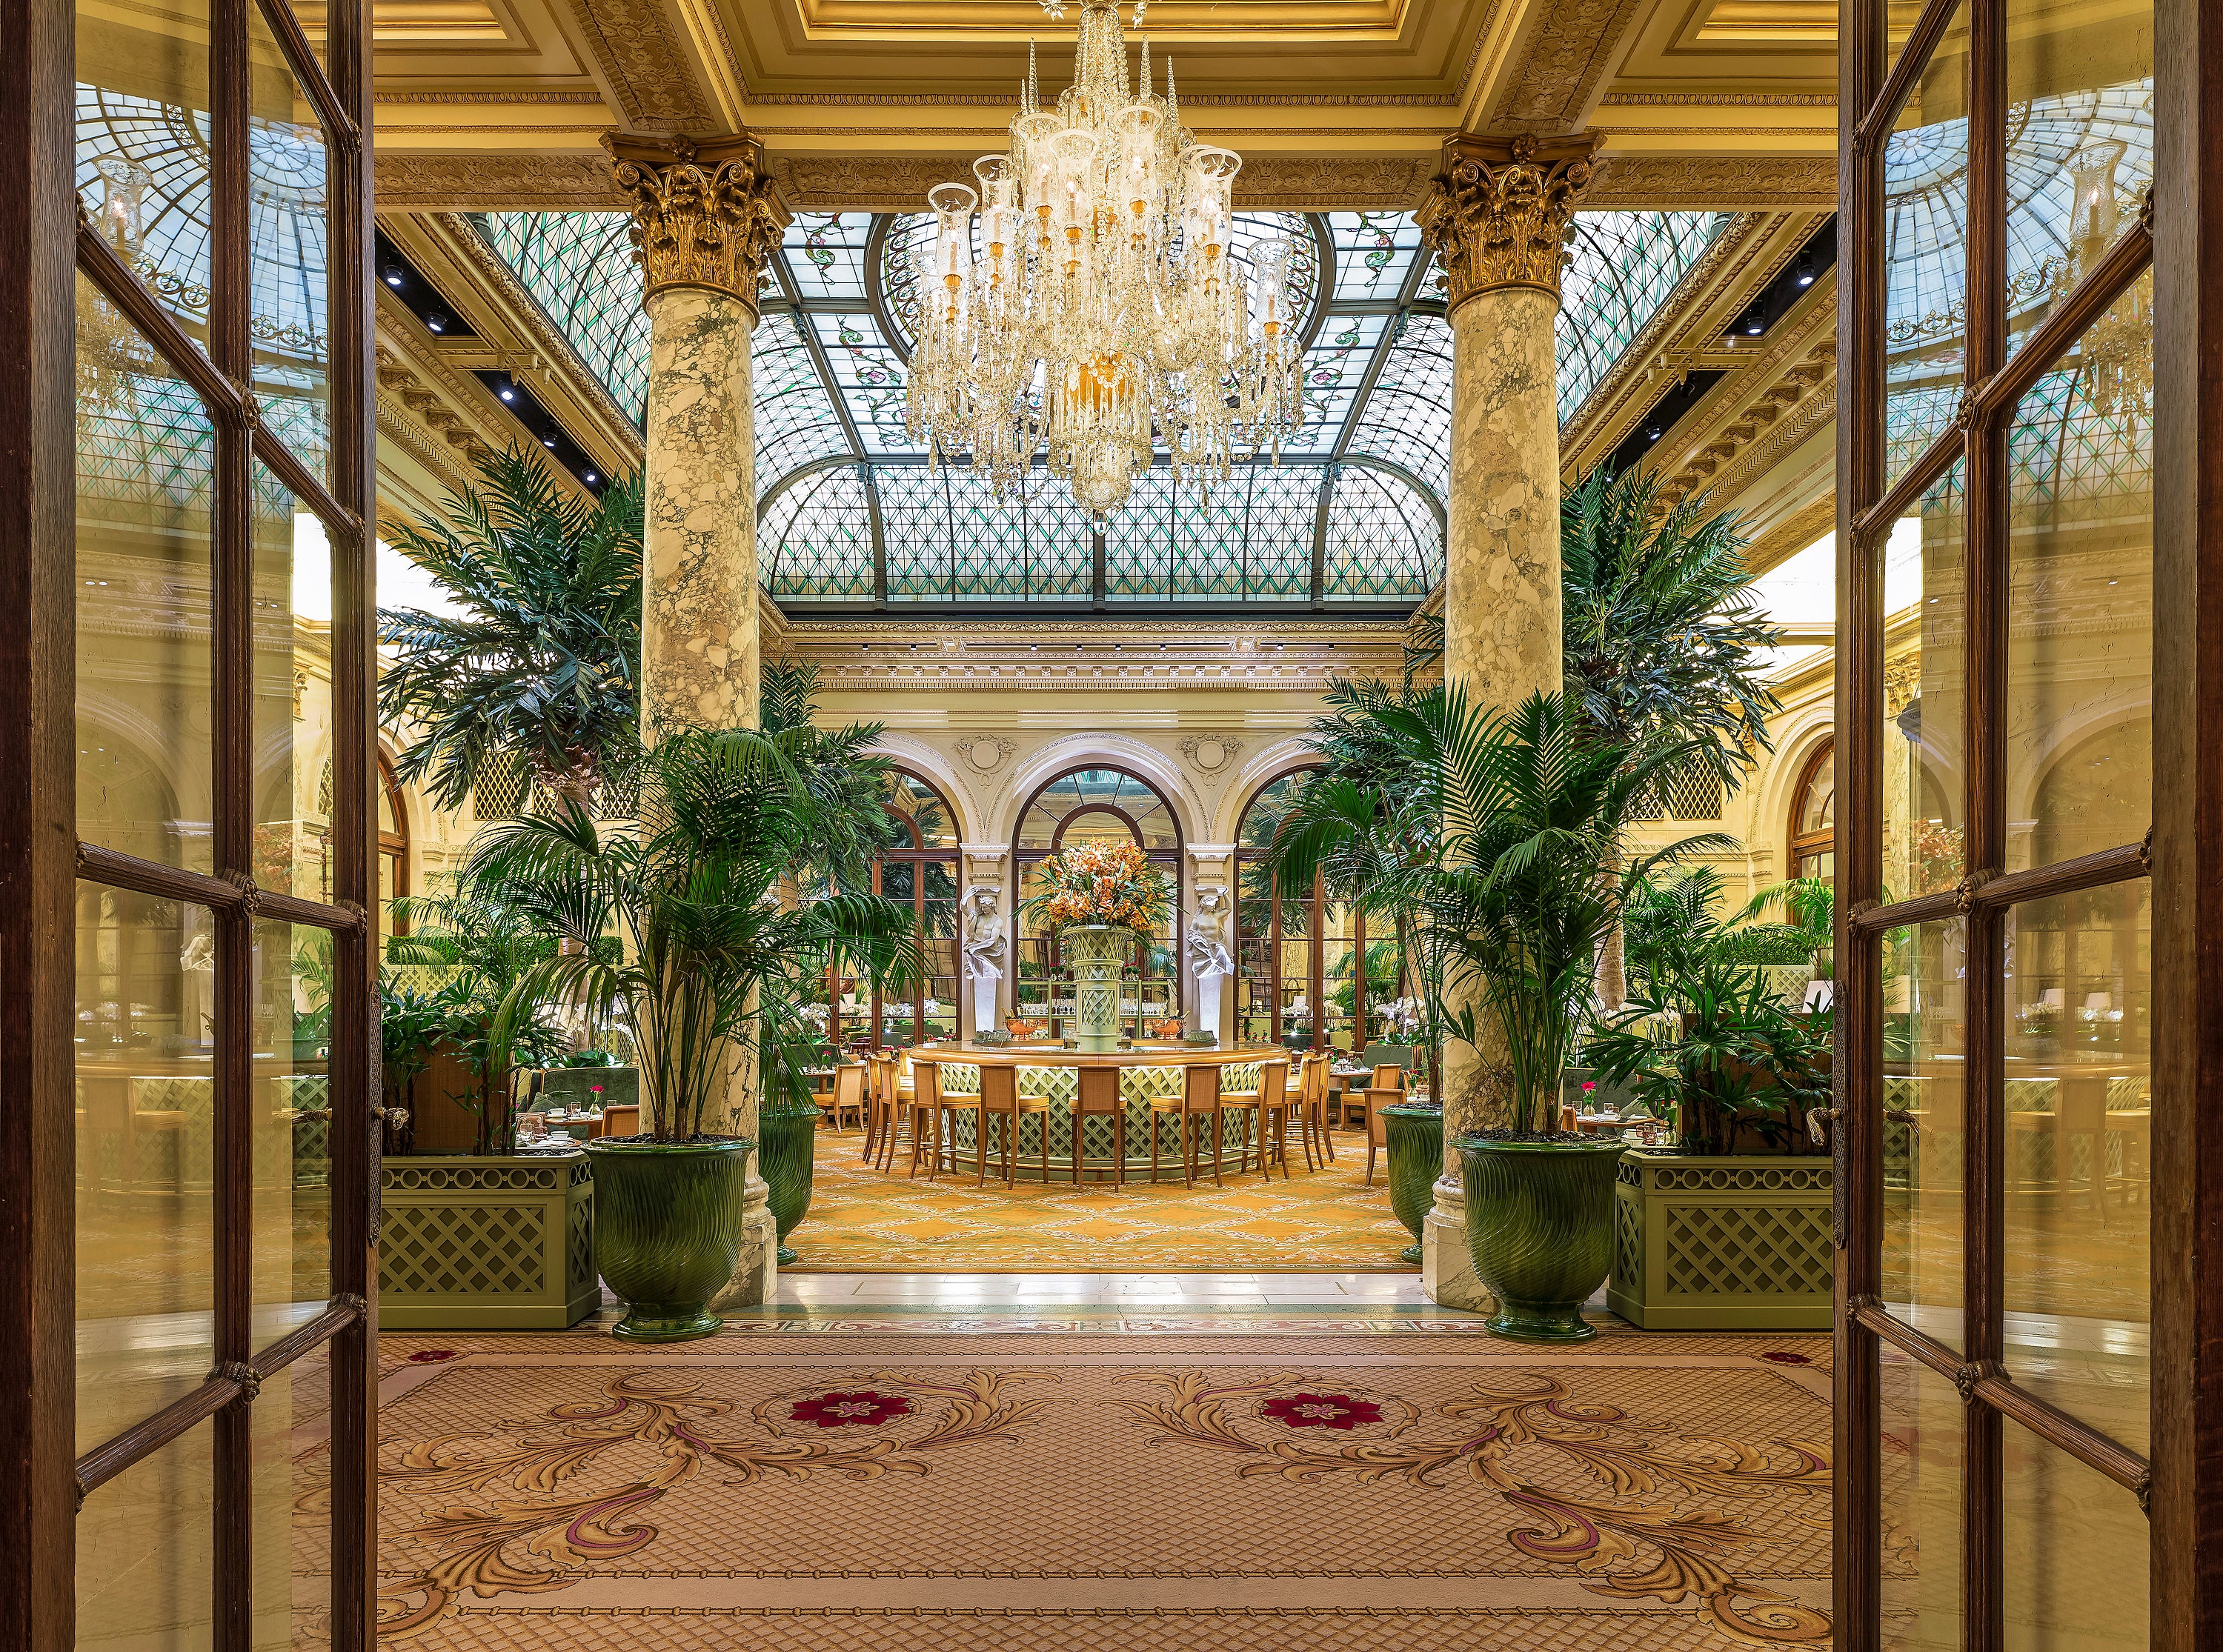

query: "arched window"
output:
1235 768 1395 1052
377 753 409 946
824 768 960 1050
1011 768 1183 1040
1788 742 1835 884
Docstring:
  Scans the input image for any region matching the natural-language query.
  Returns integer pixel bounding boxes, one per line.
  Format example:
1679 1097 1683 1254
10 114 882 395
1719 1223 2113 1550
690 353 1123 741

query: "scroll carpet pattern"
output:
348 1325 1837 1650
788 1126 1416 1273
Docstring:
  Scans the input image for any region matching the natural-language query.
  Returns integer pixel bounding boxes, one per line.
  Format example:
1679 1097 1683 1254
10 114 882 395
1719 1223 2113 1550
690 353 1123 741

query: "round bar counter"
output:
905 1045 1295 1183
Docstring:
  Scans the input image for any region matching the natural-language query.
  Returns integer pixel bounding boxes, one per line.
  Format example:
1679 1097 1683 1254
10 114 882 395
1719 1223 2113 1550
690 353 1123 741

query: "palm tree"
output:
378 445 644 811
760 655 903 896
462 726 925 1142
1561 464 1782 1008
1375 687 1730 1133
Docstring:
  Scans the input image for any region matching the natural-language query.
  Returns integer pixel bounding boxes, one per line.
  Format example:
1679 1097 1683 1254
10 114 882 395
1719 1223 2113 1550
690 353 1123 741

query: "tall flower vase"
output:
1064 925 1127 1053
1382 1102 1443 1265
756 1093 820 1266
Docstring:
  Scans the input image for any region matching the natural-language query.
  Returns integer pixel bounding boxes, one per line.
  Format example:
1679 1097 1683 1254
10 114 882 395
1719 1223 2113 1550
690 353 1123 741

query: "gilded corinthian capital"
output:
1417 133 1599 314
605 132 791 314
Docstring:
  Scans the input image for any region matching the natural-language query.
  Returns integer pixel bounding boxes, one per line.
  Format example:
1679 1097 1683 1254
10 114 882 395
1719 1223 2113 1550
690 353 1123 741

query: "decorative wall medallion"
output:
1180 735 1243 774
961 735 1017 773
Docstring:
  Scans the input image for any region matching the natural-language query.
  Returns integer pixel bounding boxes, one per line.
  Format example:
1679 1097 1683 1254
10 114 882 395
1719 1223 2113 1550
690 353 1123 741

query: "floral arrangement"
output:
1376 996 1424 1040
1022 841 1172 938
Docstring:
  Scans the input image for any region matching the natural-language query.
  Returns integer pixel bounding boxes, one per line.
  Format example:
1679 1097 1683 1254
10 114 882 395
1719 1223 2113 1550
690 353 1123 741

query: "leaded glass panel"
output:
1025 477 1095 599
1172 475 1245 599
751 311 849 498
1558 211 1727 424
1326 210 1424 302
1243 464 1323 600
1285 312 1387 457
812 310 917 454
783 213 874 301
479 213 649 422
875 464 953 599
1325 464 1442 600
1341 311 1453 503
1106 467 1174 599
762 464 874 599
949 469 1029 598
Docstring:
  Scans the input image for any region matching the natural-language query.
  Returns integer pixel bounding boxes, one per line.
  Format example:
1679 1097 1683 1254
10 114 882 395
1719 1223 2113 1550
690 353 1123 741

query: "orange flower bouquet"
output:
1021 840 1172 939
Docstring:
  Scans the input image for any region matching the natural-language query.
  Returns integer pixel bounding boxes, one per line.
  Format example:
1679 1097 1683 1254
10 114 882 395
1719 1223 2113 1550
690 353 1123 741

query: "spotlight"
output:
382 262 404 287
1645 424 1664 442
541 430 558 450
499 380 515 401
585 471 598 484
1744 311 1764 336
426 310 447 334
1794 256 1815 287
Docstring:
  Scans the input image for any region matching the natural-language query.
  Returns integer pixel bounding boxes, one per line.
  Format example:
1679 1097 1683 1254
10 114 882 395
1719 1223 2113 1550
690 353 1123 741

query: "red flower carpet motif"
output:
1258 1392 1381 1430
789 1390 914 1428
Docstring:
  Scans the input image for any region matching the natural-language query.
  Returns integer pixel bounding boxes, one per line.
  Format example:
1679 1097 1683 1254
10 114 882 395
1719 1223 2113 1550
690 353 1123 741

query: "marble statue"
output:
1187 885 1235 1040
960 885 1008 1037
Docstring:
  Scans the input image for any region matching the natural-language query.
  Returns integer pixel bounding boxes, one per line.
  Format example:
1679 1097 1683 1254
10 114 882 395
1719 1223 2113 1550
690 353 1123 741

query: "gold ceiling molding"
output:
1581 154 1835 209
1488 0 1649 133
760 152 1437 210
1657 336 1835 508
374 340 494 490
374 90 611 103
1738 493 1836 580
562 0 713 130
1596 91 1835 107
742 90 1464 107
1418 133 1598 310
376 153 626 210
607 133 791 310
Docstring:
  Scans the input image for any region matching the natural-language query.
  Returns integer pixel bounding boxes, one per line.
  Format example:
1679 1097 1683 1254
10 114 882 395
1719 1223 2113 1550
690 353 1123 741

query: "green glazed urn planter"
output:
1381 1102 1443 1265
1064 925 1126 1053
757 1093 820 1266
1455 1134 1631 1343
583 1135 754 1342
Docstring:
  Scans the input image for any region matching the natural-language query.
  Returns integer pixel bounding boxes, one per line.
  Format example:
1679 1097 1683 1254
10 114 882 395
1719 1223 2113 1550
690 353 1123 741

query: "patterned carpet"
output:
336 1320 1837 1650
787 1125 1418 1273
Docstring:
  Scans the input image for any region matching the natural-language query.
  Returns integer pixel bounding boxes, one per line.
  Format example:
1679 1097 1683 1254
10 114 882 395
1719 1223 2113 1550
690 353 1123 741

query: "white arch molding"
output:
1215 735 1323 844
862 735 984 844
992 734 1206 847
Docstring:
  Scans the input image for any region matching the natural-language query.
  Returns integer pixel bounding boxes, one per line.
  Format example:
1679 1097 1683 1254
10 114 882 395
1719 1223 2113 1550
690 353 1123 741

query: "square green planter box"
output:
1607 1149 1832 1331
378 1151 598 1330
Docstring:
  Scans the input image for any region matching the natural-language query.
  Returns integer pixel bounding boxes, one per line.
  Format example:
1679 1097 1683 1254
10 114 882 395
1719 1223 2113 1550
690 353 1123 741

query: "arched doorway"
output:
1234 767 1392 1051
377 752 409 947
825 768 961 1050
1012 767 1182 1041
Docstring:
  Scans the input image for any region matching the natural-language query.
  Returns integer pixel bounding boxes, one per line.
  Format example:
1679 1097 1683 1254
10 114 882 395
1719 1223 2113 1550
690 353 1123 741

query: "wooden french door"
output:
1 0 379 1642
1830 0 2223 1644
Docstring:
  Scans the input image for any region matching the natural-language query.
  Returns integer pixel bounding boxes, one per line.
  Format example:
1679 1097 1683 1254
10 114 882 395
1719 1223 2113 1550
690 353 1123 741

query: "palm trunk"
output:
1595 825 1627 1016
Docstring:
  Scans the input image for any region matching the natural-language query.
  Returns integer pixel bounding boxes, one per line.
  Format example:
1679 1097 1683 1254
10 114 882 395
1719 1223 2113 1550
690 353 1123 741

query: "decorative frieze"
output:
606 133 790 313
1417 133 1598 313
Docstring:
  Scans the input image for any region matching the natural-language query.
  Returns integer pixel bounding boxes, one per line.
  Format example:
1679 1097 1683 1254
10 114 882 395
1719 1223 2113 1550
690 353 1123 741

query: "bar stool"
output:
985 1065 1055 1187
931 1062 987 1181
1072 1065 1128 1186
863 1053 891 1162
900 1060 943 1179
1178 1062 1229 1188
1219 1059 1290 1180
1360 1065 1403 1186
1292 1052 1335 1169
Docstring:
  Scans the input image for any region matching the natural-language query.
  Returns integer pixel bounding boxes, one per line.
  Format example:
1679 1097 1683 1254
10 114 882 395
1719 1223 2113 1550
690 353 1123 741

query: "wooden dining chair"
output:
987 1065 1055 1187
599 1103 640 1139
1361 1072 1402 1186
820 1063 866 1133
862 1054 889 1162
1292 1052 1335 1170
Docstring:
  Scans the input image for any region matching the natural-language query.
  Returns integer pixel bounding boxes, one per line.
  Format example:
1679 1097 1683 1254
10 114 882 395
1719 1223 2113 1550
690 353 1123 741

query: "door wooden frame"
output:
0 0 381 1640
1835 0 2204 1644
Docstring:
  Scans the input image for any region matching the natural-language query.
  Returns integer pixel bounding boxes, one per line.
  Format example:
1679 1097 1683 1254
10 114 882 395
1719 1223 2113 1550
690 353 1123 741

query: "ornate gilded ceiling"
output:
358 0 1841 213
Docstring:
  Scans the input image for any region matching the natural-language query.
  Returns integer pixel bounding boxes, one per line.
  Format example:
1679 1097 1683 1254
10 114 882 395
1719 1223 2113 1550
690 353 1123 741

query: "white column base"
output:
708 1168 780 1312
1420 1174 1495 1313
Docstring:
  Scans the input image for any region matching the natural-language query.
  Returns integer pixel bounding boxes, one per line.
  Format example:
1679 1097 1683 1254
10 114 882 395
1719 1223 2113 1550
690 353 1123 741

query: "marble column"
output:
611 131 791 1309
1415 133 1596 1311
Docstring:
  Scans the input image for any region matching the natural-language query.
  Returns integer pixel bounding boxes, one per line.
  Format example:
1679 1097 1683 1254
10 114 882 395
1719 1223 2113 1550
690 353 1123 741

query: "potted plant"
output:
471 725 922 1342
1021 841 1171 1053
1388 690 1727 1342
1586 870 1835 1330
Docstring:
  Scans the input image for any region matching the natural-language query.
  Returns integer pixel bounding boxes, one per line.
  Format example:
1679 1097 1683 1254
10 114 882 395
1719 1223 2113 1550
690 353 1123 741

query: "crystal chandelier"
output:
903 0 1306 516
2050 139 2152 421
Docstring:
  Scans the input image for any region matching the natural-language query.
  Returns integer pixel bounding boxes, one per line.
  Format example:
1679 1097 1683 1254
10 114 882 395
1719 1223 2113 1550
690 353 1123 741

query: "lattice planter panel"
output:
1607 1150 1832 1330
378 1152 598 1330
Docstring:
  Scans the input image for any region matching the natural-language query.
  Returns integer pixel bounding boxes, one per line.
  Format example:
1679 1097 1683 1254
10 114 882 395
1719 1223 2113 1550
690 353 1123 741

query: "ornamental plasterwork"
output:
1884 651 1921 716
1417 134 1598 310
561 0 712 130
1659 339 1836 509
1580 156 1837 212
1178 735 1246 776
957 735 1017 774
1487 0 1648 134
608 134 791 310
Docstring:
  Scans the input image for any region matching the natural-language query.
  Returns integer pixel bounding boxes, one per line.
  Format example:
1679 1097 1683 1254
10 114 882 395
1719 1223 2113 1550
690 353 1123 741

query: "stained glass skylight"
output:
480 202 1722 608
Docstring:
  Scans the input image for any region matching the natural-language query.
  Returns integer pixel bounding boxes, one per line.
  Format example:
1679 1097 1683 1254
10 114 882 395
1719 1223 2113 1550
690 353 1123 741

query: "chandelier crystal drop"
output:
903 0 1307 516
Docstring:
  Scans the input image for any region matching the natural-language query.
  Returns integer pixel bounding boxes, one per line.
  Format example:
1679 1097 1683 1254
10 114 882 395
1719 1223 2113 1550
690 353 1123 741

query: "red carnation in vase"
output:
1259 1393 1382 1430
788 1390 914 1428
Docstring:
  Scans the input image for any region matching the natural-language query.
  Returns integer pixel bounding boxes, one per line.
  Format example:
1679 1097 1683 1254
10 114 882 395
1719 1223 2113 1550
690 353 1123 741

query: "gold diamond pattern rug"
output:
788 1126 1417 1273
344 1324 1837 1651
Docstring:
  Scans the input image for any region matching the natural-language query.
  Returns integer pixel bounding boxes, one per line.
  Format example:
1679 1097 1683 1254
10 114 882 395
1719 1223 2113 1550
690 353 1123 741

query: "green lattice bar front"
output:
1607 1150 1833 1331
935 1061 1269 1181
378 1152 599 1330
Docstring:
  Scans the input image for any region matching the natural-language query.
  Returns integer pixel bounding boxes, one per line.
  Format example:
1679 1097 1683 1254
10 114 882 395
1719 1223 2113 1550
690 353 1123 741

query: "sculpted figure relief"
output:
1187 885 1234 1042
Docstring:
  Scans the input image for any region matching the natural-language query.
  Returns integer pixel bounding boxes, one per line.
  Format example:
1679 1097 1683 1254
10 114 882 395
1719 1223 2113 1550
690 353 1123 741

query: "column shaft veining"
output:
1415 133 1595 1310
611 130 791 1307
